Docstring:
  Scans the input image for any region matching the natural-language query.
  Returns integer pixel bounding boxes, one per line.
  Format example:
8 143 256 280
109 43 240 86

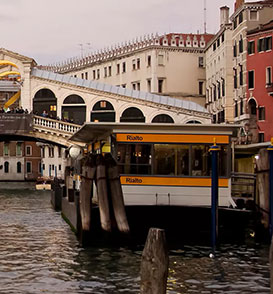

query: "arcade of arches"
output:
32 88 179 124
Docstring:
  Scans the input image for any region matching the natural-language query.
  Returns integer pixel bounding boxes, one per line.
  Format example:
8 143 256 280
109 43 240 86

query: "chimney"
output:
235 0 244 11
220 6 230 26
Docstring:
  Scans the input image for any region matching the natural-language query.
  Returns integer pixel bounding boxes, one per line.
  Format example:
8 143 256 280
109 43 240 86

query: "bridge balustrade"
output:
33 115 81 135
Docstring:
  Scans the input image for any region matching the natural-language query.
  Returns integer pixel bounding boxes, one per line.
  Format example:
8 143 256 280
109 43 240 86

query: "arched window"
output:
17 162 22 173
120 107 145 123
91 100 115 122
63 95 85 104
186 120 202 124
248 99 257 115
152 114 174 123
4 161 9 173
62 94 86 125
33 88 57 118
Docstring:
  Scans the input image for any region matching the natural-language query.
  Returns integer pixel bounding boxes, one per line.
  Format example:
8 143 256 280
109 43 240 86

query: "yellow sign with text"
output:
116 134 229 144
120 176 229 187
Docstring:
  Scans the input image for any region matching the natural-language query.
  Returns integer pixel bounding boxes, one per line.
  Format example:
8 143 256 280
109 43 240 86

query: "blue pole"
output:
268 139 273 238
209 139 220 254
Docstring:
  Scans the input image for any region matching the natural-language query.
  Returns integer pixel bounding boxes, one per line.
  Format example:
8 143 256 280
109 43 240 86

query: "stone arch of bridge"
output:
90 100 116 122
120 106 145 123
33 88 57 118
62 94 86 125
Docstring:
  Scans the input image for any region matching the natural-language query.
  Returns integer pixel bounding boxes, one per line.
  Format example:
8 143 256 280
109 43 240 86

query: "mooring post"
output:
209 138 220 254
140 228 169 294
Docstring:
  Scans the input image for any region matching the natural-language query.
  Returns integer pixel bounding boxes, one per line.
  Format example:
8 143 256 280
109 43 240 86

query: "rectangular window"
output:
221 33 225 43
4 143 9 156
26 145 32 156
16 143 22 156
104 67 107 77
258 133 265 143
26 162 32 173
137 58 140 69
239 38 243 53
235 102 238 117
199 81 204 95
233 42 237 57
137 82 140 91
154 144 190 176
249 10 258 21
239 65 243 86
213 43 216 51
147 79 151 92
122 62 126 73
93 70 96 80
265 36 272 51
217 82 221 99
158 54 164 66
132 59 136 70
239 12 243 24
198 57 204 68
192 145 210 176
147 55 151 67
248 41 255 54
81 73 84 79
42 147 45 158
258 38 265 52
248 70 254 89
240 99 244 115
132 83 136 90
117 144 152 175
222 79 225 96
258 106 265 120
108 66 112 76
217 38 220 47
59 164 62 171
85 72 88 79
234 69 237 89
117 64 120 74
58 146 62 158
97 69 100 79
213 85 216 101
266 67 272 85
158 79 164 93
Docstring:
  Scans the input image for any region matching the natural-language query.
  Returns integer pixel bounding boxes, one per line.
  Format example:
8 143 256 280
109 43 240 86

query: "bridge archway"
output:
91 100 115 122
152 114 174 123
62 94 86 125
186 120 202 124
33 88 57 118
120 107 145 123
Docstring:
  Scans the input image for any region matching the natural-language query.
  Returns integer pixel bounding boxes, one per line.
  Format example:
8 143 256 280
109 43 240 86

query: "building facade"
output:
230 0 273 132
0 141 42 181
42 33 214 107
246 20 273 143
205 6 234 124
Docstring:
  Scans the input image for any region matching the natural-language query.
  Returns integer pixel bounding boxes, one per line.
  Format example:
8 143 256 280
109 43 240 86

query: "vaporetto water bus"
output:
70 123 239 208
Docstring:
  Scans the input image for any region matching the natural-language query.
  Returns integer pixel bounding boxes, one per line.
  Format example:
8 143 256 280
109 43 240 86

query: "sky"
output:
0 0 258 65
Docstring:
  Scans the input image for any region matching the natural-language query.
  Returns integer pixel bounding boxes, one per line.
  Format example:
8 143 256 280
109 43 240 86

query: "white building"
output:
205 6 234 123
43 33 214 107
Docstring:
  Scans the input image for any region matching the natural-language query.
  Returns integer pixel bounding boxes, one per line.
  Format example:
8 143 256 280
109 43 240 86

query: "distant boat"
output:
36 177 52 190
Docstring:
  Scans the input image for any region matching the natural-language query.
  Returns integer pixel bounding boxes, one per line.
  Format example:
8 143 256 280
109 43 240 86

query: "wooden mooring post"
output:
140 228 169 294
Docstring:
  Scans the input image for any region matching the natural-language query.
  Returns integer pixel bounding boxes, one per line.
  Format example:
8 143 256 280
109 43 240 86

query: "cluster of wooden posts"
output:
52 153 169 294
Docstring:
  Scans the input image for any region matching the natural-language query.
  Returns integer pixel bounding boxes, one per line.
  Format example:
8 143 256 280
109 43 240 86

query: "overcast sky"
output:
0 0 258 65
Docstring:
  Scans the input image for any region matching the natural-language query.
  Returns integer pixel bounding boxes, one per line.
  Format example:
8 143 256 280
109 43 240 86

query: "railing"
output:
231 172 256 208
33 115 81 135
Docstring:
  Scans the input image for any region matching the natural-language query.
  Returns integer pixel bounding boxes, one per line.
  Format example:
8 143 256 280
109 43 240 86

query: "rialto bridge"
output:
0 48 211 146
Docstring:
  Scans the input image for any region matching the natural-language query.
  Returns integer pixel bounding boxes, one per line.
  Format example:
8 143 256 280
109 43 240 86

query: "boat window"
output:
191 145 211 176
117 144 152 175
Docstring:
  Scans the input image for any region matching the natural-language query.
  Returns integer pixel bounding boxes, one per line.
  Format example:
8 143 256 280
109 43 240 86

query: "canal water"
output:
0 189 270 294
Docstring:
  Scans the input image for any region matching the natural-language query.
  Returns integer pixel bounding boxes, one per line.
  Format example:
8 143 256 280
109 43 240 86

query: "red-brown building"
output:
247 20 273 143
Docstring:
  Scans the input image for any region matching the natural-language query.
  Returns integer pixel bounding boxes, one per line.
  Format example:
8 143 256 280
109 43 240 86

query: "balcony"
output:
266 83 273 95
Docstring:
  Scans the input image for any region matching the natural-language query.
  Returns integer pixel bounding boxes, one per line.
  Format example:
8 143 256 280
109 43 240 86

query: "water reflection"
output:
0 189 270 293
